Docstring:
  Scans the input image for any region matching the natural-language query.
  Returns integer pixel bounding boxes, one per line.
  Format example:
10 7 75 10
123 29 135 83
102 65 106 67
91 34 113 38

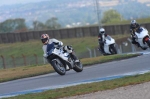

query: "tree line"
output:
0 9 124 33
0 17 61 33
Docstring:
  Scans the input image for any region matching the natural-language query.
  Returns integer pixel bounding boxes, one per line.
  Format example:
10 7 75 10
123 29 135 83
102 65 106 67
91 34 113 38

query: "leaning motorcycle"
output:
46 43 83 75
134 27 150 50
99 35 117 55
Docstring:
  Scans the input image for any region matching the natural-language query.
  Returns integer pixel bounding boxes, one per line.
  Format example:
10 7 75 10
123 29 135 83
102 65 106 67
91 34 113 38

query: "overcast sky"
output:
0 0 48 6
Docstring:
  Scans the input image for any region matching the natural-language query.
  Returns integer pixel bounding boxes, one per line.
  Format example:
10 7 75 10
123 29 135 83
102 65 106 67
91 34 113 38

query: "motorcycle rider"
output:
130 20 141 47
98 28 108 54
41 34 78 62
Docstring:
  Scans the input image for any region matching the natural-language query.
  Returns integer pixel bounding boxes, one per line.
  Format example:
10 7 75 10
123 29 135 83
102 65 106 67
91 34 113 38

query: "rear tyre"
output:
51 59 66 75
73 60 83 72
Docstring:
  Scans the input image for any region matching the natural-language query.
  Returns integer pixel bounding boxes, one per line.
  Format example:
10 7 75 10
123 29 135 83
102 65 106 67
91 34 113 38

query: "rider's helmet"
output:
131 20 137 28
99 28 105 34
41 34 49 44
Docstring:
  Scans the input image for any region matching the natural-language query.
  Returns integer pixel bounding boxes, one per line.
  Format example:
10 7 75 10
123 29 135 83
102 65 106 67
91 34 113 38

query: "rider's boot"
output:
99 48 105 55
136 42 141 47
133 40 141 47
64 46 79 62
131 38 141 47
101 50 105 55
131 37 137 44
99 46 105 55
98 45 105 54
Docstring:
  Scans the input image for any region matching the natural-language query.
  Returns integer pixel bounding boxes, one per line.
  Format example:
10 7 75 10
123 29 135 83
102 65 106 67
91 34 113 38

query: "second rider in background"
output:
130 20 141 47
98 28 108 54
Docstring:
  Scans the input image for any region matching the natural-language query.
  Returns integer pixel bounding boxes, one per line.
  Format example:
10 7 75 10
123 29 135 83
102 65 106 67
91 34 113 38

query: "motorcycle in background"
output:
134 27 150 50
98 35 117 55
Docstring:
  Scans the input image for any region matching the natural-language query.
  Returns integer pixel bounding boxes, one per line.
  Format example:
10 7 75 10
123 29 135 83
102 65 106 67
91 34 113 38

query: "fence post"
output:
87 47 92 58
0 55 6 69
119 45 123 53
22 54 27 66
11 55 16 67
34 54 38 65
43 57 46 64
93 49 96 57
127 38 136 52
115 44 121 54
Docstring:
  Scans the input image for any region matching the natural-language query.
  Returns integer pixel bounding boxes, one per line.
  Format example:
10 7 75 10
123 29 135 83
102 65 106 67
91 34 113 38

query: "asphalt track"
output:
0 51 150 98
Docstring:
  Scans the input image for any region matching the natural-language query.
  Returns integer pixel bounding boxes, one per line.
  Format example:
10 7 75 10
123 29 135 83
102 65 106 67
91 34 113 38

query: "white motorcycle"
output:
134 27 150 50
46 43 83 75
99 35 117 55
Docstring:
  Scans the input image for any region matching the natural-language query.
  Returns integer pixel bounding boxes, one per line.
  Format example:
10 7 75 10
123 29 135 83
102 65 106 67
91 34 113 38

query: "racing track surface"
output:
0 53 150 98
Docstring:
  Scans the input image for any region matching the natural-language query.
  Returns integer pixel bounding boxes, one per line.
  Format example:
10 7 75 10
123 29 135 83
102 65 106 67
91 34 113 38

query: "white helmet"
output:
99 28 105 34
131 20 136 25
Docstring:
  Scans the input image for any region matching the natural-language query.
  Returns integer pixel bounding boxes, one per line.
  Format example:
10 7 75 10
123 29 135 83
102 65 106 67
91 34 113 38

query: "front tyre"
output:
51 58 66 75
73 61 83 72
109 44 117 54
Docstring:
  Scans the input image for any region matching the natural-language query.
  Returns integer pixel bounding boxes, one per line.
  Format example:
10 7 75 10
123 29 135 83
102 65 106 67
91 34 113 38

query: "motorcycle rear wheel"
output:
73 61 83 72
51 59 66 75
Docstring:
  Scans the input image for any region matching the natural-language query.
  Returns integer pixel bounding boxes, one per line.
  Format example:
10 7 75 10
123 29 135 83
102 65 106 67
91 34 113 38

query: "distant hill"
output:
0 0 150 27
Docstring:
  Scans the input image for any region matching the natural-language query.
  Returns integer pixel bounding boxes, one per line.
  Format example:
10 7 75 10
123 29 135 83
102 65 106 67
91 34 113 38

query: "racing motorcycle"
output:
99 35 117 55
46 43 83 75
134 27 150 50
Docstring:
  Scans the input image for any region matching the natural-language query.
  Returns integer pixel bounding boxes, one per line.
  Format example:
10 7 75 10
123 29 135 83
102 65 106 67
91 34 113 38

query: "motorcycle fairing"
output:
104 36 115 54
47 44 74 69
135 27 149 48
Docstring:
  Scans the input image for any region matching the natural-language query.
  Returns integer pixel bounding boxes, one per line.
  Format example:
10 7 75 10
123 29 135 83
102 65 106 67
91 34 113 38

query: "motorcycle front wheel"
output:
51 58 66 75
109 44 117 54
